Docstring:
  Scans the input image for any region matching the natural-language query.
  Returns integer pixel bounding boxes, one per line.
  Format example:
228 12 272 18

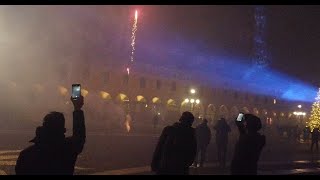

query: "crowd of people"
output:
15 94 317 175
151 111 266 175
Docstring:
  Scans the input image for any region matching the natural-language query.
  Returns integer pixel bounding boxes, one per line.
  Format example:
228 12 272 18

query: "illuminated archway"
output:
81 89 89 97
167 99 178 111
135 95 147 113
219 105 229 118
116 93 129 102
150 97 162 116
207 104 216 116
181 100 191 113
115 93 130 114
100 91 112 101
167 99 176 106
206 104 216 125
194 103 205 119
136 95 147 103
152 97 161 104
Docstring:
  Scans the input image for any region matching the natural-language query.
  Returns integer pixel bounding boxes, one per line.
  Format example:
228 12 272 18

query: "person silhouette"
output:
15 96 86 175
194 119 211 168
311 128 319 152
151 111 197 175
230 114 265 175
213 117 231 168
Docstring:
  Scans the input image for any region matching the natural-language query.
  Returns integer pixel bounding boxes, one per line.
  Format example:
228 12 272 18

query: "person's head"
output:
42 111 66 135
244 114 262 133
29 112 66 143
179 111 195 126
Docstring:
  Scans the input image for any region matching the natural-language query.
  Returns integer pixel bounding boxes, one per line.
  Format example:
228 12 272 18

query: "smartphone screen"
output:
72 84 81 99
236 113 244 121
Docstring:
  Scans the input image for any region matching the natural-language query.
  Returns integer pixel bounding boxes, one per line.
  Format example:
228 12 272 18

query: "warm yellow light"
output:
308 89 320 132
58 86 68 96
136 95 146 102
167 99 176 106
81 89 89 97
152 97 161 104
185 98 189 103
294 111 306 116
100 91 111 100
190 99 195 103
195 99 200 104
190 89 196 94
119 93 129 101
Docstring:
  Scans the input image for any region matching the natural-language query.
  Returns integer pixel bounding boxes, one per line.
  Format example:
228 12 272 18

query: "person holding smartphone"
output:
230 113 265 175
15 85 86 175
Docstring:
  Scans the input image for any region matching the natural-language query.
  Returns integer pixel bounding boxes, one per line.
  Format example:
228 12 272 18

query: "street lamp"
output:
185 88 200 112
293 111 306 116
186 99 200 112
298 105 302 109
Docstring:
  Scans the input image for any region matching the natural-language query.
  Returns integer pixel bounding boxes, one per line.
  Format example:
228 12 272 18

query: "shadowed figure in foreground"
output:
231 114 265 175
151 111 197 175
15 96 86 175
194 119 211 168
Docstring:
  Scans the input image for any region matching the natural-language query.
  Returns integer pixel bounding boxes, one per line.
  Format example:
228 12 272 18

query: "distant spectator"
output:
214 117 231 168
194 119 211 167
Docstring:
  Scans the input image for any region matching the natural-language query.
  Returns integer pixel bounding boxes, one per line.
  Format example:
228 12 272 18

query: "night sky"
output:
134 5 320 86
1 5 318 88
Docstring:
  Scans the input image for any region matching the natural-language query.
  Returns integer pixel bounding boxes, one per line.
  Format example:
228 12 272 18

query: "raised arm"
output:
70 96 86 154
